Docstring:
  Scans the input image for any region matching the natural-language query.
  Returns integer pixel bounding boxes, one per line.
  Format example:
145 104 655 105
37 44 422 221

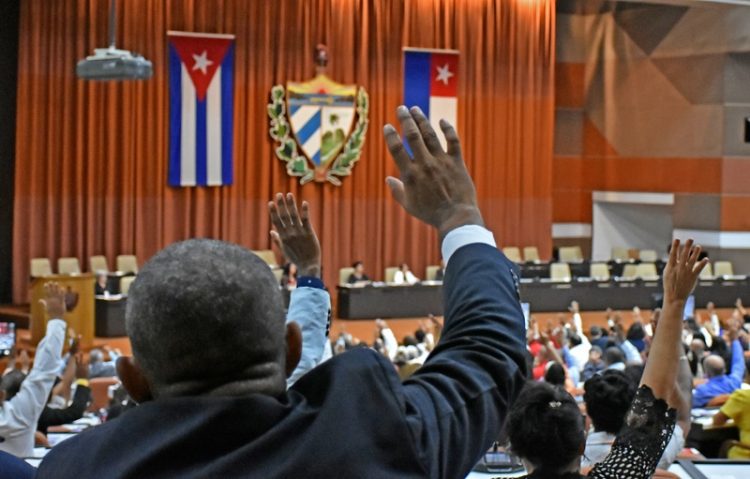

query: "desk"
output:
30 274 95 348
337 278 750 318
95 296 127 337
337 284 443 319
688 409 739 458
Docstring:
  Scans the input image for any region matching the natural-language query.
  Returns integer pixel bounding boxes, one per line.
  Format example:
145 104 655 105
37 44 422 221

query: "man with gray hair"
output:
37 107 528 478
693 318 746 407
87 348 119 378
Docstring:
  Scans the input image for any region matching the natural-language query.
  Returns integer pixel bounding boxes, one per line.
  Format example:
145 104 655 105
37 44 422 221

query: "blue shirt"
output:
693 339 746 407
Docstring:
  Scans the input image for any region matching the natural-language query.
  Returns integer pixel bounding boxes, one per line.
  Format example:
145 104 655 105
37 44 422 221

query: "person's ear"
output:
285 322 302 378
116 356 153 403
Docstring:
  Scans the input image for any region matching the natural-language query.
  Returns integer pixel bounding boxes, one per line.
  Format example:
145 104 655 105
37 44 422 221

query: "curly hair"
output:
508 381 585 472
583 370 637 434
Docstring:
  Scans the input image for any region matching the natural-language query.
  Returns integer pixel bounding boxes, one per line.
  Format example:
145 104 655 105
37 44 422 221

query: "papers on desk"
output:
47 432 77 447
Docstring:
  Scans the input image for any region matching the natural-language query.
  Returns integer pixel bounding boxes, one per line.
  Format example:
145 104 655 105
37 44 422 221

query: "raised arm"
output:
726 320 745 387
591 240 707 478
268 193 330 388
383 106 527 479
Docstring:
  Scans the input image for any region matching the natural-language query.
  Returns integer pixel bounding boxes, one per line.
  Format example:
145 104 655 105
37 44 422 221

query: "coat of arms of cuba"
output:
268 45 369 185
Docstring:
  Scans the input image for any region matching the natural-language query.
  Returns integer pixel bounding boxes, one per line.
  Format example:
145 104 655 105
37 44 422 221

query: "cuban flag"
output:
403 48 459 150
168 31 235 187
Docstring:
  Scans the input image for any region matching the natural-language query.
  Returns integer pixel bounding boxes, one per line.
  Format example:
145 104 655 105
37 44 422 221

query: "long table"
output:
337 277 750 319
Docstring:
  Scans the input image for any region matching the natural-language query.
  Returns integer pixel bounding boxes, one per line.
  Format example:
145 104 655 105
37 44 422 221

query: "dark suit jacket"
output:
37 243 528 479
37 385 91 434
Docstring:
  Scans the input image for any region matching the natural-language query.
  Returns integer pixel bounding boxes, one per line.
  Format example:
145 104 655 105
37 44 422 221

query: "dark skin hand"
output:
268 193 322 278
40 282 67 319
383 106 484 242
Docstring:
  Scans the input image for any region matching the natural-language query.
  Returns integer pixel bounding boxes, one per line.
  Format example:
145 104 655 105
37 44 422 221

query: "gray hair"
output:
125 239 286 398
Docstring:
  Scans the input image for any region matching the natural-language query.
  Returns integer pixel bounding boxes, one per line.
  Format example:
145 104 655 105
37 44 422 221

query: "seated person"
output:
37 356 91 435
37 107 529 478
0 283 66 457
583 370 688 470
603 346 626 372
507 239 708 478
393 263 419 285
712 358 750 458
581 345 605 382
88 347 120 378
346 261 370 284
94 272 110 296
693 319 745 407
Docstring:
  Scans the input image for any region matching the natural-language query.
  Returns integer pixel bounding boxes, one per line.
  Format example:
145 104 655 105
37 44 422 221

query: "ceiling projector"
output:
76 0 153 81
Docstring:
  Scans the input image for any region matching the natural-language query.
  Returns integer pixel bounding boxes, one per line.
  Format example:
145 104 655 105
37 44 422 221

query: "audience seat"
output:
611 247 629 261
699 263 713 279
252 250 278 269
714 261 734 277
639 250 658 262
339 267 355 285
116 255 139 274
589 263 610 281
30 258 53 278
57 257 81 275
621 264 638 280
559 246 583 263
89 255 109 273
384 267 399 283
502 247 522 263
425 265 441 281
523 246 540 263
550 263 572 282
635 263 659 280
120 276 136 296
86 377 119 413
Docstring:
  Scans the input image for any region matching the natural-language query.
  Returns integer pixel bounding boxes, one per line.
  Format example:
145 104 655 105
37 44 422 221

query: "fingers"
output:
411 107 443 155
270 230 282 250
668 239 680 267
300 201 313 232
440 119 462 159
285 193 300 226
680 239 694 265
386 177 406 208
694 257 710 275
383 124 411 174
397 106 430 162
276 193 292 226
268 199 284 230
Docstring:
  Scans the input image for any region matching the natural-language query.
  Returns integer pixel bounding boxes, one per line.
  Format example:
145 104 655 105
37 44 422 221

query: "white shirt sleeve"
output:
441 225 497 266
381 328 399 361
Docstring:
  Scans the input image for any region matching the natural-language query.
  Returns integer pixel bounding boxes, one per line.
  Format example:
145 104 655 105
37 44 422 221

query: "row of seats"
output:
30 255 139 278
549 260 735 282
337 265 442 285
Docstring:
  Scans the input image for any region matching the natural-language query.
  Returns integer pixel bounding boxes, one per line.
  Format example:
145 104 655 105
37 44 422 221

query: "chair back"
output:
252 250 278 269
523 246 540 262
714 261 734 277
86 377 119 413
116 255 139 274
425 265 441 281
621 264 638 280
30 258 53 278
385 267 399 283
639 249 658 262
550 263 572 282
57 257 81 275
699 263 713 279
635 263 658 280
120 276 136 296
589 263 610 281
89 255 109 273
611 247 629 261
502 247 522 263
559 246 583 263
339 267 355 285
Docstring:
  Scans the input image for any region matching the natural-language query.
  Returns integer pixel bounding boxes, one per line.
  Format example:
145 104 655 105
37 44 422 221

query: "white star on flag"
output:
192 50 213 74
436 64 454 85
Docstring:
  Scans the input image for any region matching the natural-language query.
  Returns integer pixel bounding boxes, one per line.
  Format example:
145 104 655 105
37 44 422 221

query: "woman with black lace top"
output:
508 239 708 478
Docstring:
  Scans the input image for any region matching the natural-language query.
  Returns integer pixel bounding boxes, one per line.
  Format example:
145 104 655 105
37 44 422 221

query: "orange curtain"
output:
13 0 554 304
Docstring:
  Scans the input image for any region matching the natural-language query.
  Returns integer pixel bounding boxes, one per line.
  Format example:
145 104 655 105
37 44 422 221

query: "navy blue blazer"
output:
37 243 527 478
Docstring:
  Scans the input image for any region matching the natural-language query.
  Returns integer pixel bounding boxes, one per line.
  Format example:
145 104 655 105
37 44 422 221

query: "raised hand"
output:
40 282 67 319
268 193 321 278
662 239 709 305
383 106 483 240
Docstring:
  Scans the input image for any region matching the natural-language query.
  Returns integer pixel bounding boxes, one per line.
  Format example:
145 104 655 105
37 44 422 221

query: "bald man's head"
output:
704 355 726 378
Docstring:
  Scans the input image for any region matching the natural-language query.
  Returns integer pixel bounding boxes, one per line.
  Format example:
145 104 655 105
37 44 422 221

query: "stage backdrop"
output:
12 0 554 304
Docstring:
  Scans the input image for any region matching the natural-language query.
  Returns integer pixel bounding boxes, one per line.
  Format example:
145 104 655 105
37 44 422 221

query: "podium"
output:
30 274 95 348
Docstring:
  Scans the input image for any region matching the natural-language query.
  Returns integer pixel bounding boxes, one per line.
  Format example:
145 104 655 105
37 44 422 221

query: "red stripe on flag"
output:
429 53 458 98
